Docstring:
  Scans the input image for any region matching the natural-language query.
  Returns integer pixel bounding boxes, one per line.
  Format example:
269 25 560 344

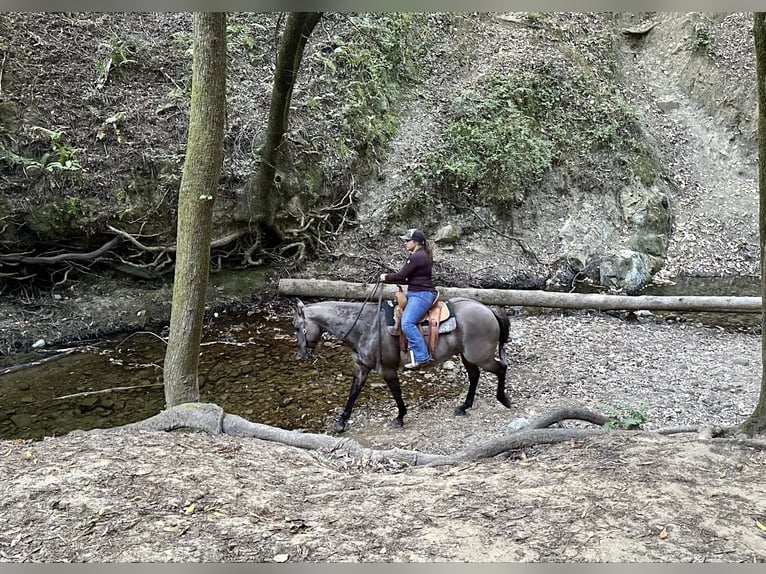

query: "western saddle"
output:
391 286 450 354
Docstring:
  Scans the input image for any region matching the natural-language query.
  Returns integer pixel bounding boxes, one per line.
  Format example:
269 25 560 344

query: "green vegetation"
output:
416 76 555 207
24 196 101 239
226 22 268 63
96 33 140 86
598 402 649 430
32 127 82 172
691 22 714 54
413 61 651 212
0 126 82 174
96 111 126 144
303 13 432 180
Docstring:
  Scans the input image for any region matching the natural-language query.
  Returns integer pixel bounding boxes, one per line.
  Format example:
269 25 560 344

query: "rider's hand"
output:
379 273 386 282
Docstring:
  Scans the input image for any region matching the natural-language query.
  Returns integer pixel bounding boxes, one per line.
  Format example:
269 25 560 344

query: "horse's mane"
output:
308 300 378 340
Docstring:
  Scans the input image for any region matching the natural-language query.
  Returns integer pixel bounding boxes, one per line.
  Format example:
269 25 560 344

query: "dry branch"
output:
52 383 164 401
0 349 75 376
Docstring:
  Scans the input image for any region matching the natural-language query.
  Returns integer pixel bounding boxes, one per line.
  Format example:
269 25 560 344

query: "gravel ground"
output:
336 308 761 455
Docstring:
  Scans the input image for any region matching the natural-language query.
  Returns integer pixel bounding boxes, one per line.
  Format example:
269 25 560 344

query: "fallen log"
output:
277 278 763 313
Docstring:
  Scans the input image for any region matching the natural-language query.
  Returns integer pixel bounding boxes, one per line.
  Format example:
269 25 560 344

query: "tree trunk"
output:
741 12 766 435
163 13 227 408
277 278 762 313
246 12 322 228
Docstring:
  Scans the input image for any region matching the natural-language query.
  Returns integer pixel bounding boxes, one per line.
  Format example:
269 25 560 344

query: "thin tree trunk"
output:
742 12 766 435
163 13 227 408
248 12 322 228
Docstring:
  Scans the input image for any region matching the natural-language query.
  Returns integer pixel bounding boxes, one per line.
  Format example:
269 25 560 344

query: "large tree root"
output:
83 402 756 468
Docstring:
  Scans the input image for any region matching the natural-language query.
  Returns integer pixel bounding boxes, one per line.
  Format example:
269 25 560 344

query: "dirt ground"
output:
2 412 766 562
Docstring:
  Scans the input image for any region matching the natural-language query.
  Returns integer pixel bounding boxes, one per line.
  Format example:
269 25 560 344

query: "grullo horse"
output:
293 297 512 431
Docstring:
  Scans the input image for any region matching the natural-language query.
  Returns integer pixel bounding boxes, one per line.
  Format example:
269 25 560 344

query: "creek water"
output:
1 276 761 441
0 308 445 441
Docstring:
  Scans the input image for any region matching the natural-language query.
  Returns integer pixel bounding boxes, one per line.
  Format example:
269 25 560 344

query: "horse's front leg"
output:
381 369 407 428
335 363 370 432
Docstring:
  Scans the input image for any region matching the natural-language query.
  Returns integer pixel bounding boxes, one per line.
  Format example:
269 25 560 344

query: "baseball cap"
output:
399 228 426 243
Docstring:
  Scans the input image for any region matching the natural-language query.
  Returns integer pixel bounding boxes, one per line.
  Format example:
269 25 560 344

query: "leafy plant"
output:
96 111 126 143
598 402 649 430
691 23 713 54
65 196 82 216
96 34 139 87
31 126 81 171
227 22 262 53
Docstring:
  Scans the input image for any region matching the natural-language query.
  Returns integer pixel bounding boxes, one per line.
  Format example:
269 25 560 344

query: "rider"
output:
379 228 437 369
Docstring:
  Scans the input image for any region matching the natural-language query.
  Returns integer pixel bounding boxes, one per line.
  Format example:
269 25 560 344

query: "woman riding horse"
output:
379 228 436 369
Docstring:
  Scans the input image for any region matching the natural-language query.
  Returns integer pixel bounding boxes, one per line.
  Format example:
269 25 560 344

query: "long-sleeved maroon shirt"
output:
382 248 436 293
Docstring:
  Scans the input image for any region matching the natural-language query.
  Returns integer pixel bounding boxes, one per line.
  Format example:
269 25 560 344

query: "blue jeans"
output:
401 290 436 363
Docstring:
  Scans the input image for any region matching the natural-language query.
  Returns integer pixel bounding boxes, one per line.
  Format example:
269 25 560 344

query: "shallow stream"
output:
0 308 448 440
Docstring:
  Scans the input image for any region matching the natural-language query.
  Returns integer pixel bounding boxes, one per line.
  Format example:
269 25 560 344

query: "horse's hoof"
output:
334 421 346 433
453 406 467 416
390 418 404 428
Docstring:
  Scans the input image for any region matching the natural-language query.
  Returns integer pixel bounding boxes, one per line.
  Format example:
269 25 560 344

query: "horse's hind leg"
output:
335 364 370 432
493 360 512 408
455 358 480 416
381 370 408 427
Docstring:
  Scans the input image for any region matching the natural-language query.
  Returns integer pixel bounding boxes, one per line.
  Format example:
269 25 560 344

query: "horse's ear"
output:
296 298 305 312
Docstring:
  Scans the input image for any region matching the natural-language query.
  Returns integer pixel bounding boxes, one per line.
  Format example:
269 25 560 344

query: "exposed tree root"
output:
86 403 761 467
0 237 121 265
83 402 731 468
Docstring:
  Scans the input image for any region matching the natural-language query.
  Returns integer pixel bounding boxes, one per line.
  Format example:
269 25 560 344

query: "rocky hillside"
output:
331 12 759 293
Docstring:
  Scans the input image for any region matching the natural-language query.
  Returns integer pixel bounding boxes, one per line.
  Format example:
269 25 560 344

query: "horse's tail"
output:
491 306 510 364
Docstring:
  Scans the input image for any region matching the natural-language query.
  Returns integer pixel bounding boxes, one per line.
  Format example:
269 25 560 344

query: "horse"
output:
293 296 512 432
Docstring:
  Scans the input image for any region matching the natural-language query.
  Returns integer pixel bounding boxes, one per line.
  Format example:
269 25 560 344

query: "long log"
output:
277 278 763 313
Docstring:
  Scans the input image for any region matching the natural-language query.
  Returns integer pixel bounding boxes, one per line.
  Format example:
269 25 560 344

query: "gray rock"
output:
432 224 459 244
599 249 651 294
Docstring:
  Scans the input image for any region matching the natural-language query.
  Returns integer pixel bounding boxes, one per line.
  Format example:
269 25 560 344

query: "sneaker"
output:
404 357 431 369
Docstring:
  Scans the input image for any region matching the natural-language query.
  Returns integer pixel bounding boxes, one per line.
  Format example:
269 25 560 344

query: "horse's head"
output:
293 299 321 358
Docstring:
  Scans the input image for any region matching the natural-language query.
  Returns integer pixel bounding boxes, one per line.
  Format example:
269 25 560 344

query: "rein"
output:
337 279 382 342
